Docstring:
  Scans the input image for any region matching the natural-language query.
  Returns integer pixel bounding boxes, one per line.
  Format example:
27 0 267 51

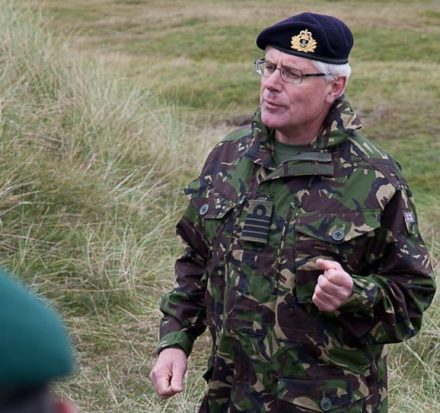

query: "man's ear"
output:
326 76 347 104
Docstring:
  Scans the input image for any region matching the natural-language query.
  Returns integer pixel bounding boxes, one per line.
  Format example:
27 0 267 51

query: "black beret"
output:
256 12 353 64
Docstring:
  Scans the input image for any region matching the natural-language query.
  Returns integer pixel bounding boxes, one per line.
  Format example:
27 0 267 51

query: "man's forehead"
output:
264 46 314 68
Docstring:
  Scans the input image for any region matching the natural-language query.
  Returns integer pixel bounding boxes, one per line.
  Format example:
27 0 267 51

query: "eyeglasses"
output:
254 58 326 84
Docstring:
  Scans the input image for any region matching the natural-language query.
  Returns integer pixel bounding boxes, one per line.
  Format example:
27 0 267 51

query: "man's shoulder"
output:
205 125 252 161
220 125 253 143
347 131 404 183
348 131 391 160
199 125 252 179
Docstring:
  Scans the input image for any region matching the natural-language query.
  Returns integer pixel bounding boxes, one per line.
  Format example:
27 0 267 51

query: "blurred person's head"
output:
0 269 77 413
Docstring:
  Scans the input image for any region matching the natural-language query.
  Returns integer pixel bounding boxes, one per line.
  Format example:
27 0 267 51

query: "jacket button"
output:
331 228 345 241
320 397 332 411
199 204 209 216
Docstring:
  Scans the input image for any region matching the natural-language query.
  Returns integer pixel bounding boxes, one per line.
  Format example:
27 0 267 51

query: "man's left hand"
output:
312 258 353 312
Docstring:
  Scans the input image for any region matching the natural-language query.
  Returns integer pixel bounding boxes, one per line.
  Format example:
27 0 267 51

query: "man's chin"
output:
261 111 282 129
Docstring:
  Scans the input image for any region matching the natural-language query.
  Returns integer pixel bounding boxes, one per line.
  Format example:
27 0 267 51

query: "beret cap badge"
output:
291 29 317 53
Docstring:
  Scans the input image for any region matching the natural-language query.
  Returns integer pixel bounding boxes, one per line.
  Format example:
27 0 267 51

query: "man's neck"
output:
275 127 319 146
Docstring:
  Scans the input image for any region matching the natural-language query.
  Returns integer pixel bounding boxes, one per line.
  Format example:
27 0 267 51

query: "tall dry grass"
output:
0 1 217 411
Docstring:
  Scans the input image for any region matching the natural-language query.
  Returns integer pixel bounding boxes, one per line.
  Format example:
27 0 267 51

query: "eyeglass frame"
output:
254 58 326 84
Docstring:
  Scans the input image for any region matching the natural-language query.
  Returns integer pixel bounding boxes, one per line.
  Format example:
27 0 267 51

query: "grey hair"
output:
311 60 351 97
311 60 352 80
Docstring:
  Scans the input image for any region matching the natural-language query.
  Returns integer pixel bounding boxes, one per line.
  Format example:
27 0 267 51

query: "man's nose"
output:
263 67 283 90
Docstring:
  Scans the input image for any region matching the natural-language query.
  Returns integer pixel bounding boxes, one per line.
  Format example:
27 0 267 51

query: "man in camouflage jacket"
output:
150 12 435 413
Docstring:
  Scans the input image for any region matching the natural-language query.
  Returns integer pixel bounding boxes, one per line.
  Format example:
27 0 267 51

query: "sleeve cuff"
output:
155 331 194 357
337 276 377 316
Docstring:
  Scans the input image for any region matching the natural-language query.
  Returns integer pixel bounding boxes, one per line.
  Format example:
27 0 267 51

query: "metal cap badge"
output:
291 29 317 53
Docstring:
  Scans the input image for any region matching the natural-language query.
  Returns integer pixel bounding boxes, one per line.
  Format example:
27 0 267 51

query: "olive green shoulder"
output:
348 131 391 159
348 131 405 184
221 126 252 142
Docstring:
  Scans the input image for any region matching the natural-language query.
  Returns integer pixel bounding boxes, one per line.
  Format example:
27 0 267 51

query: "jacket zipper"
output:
275 198 300 287
223 193 247 331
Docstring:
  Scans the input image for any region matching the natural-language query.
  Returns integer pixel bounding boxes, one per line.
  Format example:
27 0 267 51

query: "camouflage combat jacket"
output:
157 99 435 413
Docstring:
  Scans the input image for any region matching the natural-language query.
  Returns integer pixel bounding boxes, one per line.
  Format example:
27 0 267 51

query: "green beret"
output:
0 269 75 388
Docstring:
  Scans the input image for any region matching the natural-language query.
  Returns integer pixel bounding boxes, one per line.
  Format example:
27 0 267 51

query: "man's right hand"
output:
150 347 188 399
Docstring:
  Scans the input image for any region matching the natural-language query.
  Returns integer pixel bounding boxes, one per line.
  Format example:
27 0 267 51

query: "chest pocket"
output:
294 210 381 304
194 193 236 244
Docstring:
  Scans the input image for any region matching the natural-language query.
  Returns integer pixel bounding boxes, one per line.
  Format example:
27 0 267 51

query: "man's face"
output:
259 47 337 141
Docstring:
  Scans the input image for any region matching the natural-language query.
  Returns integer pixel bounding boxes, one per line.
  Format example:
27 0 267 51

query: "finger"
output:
312 292 336 312
151 368 174 397
316 258 342 272
314 275 353 312
314 283 335 304
157 378 177 399
323 268 353 289
317 274 347 299
170 361 186 393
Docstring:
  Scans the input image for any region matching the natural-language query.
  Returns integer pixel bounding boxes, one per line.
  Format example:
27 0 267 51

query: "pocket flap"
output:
276 374 368 412
296 210 381 243
185 178 237 220
198 196 235 219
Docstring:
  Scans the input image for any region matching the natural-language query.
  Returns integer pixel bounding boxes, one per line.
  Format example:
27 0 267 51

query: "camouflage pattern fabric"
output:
156 98 435 412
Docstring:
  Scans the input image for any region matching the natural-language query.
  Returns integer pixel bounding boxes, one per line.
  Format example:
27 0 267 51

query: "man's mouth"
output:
263 99 283 109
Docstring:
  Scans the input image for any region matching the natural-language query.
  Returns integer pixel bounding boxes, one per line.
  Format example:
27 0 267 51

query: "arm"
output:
156 198 210 356
314 186 436 344
150 179 210 397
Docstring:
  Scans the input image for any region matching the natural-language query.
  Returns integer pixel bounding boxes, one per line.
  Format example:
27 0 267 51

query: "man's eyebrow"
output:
265 58 301 70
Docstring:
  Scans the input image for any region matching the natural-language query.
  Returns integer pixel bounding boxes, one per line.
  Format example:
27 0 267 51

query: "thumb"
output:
316 258 341 271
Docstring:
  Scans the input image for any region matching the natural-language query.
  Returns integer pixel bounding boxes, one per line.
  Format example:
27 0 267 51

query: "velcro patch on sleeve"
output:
403 209 417 235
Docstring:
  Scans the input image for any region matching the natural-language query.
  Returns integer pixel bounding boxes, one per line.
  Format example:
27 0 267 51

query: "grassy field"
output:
3 0 440 411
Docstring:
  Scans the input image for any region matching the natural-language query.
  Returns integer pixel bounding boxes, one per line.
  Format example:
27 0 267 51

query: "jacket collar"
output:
243 97 362 170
